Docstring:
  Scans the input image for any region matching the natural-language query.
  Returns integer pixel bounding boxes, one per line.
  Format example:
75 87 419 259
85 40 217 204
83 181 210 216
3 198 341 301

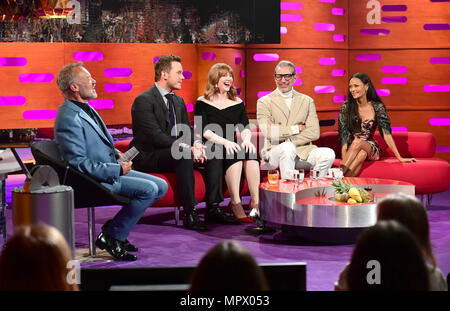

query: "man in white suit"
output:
257 60 335 179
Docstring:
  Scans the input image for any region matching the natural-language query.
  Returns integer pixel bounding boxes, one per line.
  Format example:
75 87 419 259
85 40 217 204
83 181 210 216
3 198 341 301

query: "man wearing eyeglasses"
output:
257 60 335 179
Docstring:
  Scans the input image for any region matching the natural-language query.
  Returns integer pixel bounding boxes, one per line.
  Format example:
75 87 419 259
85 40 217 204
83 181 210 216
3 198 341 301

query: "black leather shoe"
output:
95 232 137 261
102 220 138 252
205 205 242 225
183 210 207 231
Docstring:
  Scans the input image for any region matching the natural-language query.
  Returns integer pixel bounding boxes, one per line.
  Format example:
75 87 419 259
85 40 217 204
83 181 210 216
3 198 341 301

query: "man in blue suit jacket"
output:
54 62 168 261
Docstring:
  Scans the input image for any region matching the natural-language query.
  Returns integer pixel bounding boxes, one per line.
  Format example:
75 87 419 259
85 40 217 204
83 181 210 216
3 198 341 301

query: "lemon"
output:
347 198 357 204
348 187 362 202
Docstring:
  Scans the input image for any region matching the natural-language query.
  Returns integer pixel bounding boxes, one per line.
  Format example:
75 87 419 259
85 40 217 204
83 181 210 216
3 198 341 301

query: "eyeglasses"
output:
274 73 295 81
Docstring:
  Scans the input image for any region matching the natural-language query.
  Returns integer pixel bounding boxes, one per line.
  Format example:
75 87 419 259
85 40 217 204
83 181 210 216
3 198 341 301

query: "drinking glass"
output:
310 168 320 180
332 168 343 180
295 169 305 182
267 169 280 184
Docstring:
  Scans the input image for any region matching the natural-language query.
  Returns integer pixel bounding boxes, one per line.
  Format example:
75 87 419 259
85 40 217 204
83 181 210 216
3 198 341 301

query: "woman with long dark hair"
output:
338 72 416 177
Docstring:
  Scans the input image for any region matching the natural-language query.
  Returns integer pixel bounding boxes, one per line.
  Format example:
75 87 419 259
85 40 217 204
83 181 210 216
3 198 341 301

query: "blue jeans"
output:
101 170 168 241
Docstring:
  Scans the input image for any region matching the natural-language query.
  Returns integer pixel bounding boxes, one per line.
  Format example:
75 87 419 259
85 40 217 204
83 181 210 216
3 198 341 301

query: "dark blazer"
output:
130 85 194 159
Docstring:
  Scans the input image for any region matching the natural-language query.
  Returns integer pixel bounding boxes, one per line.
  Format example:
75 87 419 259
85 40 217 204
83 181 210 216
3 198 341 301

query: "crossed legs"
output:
340 138 372 177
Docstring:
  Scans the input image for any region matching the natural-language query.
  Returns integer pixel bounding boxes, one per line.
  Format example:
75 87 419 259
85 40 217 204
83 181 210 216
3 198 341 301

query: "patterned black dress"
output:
338 101 392 161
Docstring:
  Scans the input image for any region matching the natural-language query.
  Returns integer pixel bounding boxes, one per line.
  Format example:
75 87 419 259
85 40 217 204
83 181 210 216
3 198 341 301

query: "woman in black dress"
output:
338 72 416 177
195 63 259 222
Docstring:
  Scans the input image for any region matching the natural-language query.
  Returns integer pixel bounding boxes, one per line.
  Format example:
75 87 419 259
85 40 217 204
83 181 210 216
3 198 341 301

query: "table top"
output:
0 142 31 148
0 149 22 175
260 177 414 194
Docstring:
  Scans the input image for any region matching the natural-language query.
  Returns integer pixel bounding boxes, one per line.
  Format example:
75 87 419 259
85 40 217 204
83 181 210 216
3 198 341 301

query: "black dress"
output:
194 99 257 206
194 99 258 171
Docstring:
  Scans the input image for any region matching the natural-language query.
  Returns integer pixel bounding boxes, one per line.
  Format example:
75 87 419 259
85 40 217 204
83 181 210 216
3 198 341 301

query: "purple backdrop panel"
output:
429 118 450 126
0 57 27 66
0 96 26 106
430 57 450 64
424 24 450 30
376 89 391 96
253 53 279 62
73 51 103 61
382 5 407 11
280 14 303 22
319 57 336 65
314 85 335 93
104 68 132 77
202 52 216 61
382 16 407 23
257 91 271 98
423 85 450 92
88 100 114 109
381 77 408 84
23 110 57 120
333 34 346 42
280 2 302 10
356 54 381 61
19 73 54 83
360 29 390 35
104 83 132 92
391 127 408 132
382 66 407 73
315 23 335 31
331 8 345 15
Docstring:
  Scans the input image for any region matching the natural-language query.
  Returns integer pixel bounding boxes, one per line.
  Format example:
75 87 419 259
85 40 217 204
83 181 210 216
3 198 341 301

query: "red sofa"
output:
314 131 450 195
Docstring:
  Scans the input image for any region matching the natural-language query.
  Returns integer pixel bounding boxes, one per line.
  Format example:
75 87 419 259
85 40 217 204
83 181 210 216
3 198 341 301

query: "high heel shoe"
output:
228 202 253 223
249 202 260 218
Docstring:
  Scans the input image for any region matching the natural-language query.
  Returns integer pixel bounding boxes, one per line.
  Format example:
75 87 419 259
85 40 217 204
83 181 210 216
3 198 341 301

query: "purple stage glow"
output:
23 110 57 120
235 56 242 65
104 83 132 92
280 27 288 34
319 0 335 3
153 57 160 63
257 91 271 98
236 88 241 96
331 8 345 15
0 96 26 106
436 146 450 153
382 16 407 23
19 73 54 83
104 68 132 77
331 69 345 76
376 89 391 96
88 100 114 109
319 57 335 65
360 29 390 35
73 51 103 61
382 5 407 11
356 54 381 61
391 127 408 132
201 52 216 60
315 23 335 31
333 34 346 42
295 66 302 74
0 57 27 66
430 57 450 64
314 85 335 93
381 77 408 84
424 24 450 30
280 14 303 22
253 53 279 62
382 66 407 73
333 96 346 103
240 70 245 78
423 85 450 92
429 118 450 126
280 2 302 10
182 71 192 79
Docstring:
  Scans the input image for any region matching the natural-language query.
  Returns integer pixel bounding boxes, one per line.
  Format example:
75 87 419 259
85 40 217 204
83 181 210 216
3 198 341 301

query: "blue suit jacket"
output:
54 99 121 185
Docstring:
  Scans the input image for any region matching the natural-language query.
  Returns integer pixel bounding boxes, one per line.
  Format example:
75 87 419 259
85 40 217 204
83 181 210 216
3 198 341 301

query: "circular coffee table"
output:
259 177 415 244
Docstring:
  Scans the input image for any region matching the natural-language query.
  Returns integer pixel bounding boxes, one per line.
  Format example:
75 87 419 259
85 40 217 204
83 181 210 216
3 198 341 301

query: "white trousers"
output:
263 142 335 179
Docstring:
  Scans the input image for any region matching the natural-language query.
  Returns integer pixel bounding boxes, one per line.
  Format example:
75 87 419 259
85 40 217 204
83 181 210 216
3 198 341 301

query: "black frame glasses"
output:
274 73 295 81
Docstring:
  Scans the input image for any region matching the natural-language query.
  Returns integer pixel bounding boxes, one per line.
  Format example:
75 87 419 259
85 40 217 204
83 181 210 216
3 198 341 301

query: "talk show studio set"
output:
0 0 449 297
